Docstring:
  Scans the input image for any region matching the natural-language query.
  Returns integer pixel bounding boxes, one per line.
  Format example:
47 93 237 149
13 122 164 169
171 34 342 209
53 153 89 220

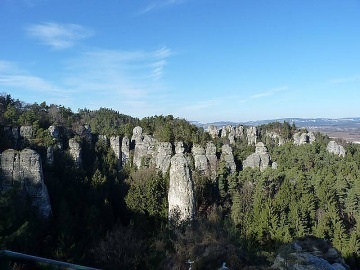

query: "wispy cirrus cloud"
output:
26 22 94 50
250 86 288 99
329 75 360 84
137 0 186 15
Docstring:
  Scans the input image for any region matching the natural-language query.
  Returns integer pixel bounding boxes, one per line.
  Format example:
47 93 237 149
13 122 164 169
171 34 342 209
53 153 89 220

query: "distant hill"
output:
192 117 360 143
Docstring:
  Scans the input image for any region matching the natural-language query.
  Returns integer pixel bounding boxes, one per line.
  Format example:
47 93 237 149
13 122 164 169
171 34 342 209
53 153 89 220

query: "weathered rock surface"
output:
266 131 285 146
46 146 54 166
235 125 245 139
246 127 257 145
121 136 130 167
131 126 144 144
133 134 157 168
243 142 273 171
110 136 122 169
168 142 195 222
220 144 236 173
156 142 172 174
327 141 346 157
272 236 349 270
293 132 316 145
207 125 219 139
192 145 210 175
20 126 33 140
206 142 218 180
69 138 82 167
0 149 52 218
48 125 60 139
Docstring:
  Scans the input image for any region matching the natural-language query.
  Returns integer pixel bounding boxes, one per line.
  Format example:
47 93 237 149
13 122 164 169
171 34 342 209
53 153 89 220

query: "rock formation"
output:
246 126 257 145
243 142 273 171
205 142 218 180
266 131 285 146
48 125 59 139
293 132 316 145
68 138 82 167
220 144 236 173
168 142 196 223
20 126 33 140
0 149 52 218
133 134 157 169
207 125 219 139
110 136 122 169
272 236 349 270
46 146 54 166
192 145 210 175
327 141 346 157
121 136 130 167
155 142 172 174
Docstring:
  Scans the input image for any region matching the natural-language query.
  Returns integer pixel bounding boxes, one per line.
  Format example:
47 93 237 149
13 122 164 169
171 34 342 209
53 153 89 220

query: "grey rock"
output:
133 134 157 168
243 142 272 171
327 141 346 157
192 145 210 175
207 125 219 139
220 144 236 173
246 126 257 145
0 149 52 218
121 136 130 167
235 125 244 138
294 132 316 146
69 138 82 167
99 134 108 144
175 141 185 154
131 126 143 144
168 149 196 222
20 126 33 140
46 146 54 166
266 131 285 145
110 136 122 169
205 142 218 180
272 236 349 270
48 125 59 139
156 142 172 174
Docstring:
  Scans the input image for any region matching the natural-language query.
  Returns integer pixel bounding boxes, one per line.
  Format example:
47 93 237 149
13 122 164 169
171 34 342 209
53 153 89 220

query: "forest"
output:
1 93 360 269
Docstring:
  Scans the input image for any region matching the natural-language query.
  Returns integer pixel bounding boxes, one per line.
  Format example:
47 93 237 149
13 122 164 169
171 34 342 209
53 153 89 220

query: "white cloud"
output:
250 86 288 99
137 0 186 15
26 22 94 50
329 75 360 84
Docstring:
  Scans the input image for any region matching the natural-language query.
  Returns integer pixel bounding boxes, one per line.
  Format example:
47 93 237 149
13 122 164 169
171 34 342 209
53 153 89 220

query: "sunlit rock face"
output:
205 142 218 181
243 142 273 172
246 126 257 145
20 126 33 140
121 136 130 167
327 141 346 157
192 144 209 175
220 144 236 173
69 138 82 168
168 142 195 223
207 125 220 139
293 132 316 145
110 136 122 169
156 142 172 174
272 236 349 270
0 149 52 218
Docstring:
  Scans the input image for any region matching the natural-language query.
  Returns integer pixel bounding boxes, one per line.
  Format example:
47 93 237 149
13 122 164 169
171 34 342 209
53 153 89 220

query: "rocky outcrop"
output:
110 136 122 169
192 145 210 175
68 138 82 167
246 127 257 145
168 142 195 222
48 125 59 139
156 142 172 174
220 144 236 173
20 126 33 140
133 134 157 168
235 125 245 139
46 146 54 166
266 131 285 146
272 236 349 270
327 141 346 157
131 126 143 144
205 142 218 180
243 142 273 171
207 125 219 139
121 136 130 167
293 132 316 145
0 149 52 218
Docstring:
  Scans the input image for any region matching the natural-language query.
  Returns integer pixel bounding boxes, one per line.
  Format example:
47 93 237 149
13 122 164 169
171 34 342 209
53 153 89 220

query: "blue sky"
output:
1 0 360 122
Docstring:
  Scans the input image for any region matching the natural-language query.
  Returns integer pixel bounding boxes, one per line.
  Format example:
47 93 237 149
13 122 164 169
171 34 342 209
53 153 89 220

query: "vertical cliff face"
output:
121 136 130 167
68 138 82 168
293 132 316 145
205 142 218 180
327 141 346 157
156 142 172 174
220 144 236 173
168 142 196 223
192 145 210 175
243 142 273 172
110 136 122 169
0 149 52 218
246 127 257 145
